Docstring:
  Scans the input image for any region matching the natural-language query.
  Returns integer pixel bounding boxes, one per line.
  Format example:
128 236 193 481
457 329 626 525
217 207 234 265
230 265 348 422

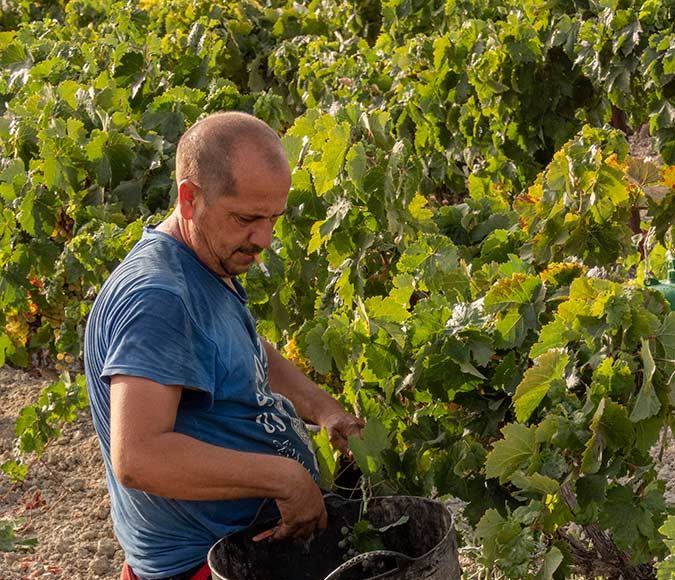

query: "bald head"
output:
175 111 288 198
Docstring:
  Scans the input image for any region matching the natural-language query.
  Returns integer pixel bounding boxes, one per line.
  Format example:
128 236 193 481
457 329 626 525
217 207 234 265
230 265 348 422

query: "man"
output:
84 111 364 580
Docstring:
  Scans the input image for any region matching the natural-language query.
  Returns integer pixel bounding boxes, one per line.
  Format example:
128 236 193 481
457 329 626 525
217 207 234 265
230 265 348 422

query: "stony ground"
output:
0 366 123 580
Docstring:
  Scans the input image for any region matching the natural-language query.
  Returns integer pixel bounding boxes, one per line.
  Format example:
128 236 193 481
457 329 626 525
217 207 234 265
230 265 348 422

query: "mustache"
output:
238 246 264 255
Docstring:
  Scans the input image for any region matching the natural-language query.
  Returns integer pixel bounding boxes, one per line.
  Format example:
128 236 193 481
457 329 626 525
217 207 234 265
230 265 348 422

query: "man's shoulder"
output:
109 231 205 293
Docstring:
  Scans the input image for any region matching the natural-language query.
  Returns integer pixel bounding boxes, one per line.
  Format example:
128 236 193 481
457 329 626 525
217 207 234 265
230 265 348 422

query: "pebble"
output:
76 546 90 559
41 573 55 580
80 530 97 541
97 538 117 557
90 556 111 575
69 478 86 492
55 539 70 554
96 505 109 519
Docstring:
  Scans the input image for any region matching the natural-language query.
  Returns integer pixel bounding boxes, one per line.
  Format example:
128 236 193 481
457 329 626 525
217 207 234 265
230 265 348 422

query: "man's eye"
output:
235 215 256 225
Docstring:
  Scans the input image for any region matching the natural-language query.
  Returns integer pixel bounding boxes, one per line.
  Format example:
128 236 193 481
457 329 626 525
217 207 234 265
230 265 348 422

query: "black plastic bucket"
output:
208 495 460 580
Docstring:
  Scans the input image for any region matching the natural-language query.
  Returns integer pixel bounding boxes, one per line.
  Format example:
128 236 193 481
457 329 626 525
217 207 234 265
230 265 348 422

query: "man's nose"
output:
249 219 274 249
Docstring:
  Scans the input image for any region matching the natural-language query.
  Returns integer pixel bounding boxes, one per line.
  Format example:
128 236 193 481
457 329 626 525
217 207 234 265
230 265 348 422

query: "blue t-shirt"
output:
84 226 319 579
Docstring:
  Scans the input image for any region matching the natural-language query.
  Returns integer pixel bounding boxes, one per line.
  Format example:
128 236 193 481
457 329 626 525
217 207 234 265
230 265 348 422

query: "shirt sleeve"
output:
101 288 217 409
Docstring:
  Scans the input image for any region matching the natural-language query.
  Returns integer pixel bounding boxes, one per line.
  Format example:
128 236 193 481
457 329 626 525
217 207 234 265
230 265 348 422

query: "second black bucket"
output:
208 495 461 580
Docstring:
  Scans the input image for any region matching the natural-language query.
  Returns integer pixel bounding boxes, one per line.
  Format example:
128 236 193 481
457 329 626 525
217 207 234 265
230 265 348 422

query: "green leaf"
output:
494 307 526 349
408 192 433 223
348 416 389 476
365 296 411 324
111 180 143 212
655 313 675 404
306 119 350 196
475 509 505 566
58 79 80 109
312 428 338 490
510 471 560 495
43 156 62 190
0 333 10 366
659 515 675 551
17 190 36 236
581 431 603 474
346 142 367 191
1 460 28 482
593 398 634 449
513 350 569 422
485 423 536 483
303 322 332 375
531 319 574 358
630 339 661 422
657 559 675 580
535 546 563 580
0 518 37 550
308 197 351 253
590 357 633 399
598 485 653 550
576 474 607 507
582 397 635 474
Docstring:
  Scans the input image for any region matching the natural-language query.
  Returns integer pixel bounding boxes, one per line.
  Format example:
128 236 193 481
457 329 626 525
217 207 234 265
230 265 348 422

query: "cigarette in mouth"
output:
254 254 270 278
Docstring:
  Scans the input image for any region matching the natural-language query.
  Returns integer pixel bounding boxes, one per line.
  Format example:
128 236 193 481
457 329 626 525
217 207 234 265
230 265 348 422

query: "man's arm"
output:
110 374 326 540
262 340 364 454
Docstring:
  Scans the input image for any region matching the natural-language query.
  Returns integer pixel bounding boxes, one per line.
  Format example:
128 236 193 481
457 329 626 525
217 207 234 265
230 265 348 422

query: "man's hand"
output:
320 411 365 456
253 460 327 542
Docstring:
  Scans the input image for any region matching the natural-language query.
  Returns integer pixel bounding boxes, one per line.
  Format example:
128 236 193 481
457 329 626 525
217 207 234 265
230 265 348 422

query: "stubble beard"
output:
219 245 264 278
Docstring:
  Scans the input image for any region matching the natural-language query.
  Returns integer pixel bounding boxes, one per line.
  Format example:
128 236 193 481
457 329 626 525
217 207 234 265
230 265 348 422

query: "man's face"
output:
188 150 290 277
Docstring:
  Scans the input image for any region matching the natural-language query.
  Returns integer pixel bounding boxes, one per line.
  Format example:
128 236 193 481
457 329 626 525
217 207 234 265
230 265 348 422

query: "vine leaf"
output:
657 516 675 579
513 349 569 422
582 398 634 474
348 416 388 477
312 428 338 491
510 471 559 495
535 545 563 580
655 313 675 404
630 339 661 422
485 423 536 483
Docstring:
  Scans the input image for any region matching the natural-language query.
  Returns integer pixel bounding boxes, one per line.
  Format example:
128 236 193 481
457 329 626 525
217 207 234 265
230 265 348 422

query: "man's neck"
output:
221 276 236 291
157 213 238 291
156 213 183 243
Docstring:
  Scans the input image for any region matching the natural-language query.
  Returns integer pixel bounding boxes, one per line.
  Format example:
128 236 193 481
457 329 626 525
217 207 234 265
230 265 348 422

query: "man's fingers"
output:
270 522 314 541
330 433 349 454
268 507 327 542
252 527 278 542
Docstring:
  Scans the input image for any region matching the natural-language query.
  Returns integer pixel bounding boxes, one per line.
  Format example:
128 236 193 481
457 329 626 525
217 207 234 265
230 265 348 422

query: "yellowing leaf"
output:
661 165 675 188
408 192 433 223
484 273 542 307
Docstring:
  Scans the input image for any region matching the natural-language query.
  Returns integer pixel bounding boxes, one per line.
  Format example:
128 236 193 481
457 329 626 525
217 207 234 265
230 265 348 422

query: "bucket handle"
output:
322 549 414 580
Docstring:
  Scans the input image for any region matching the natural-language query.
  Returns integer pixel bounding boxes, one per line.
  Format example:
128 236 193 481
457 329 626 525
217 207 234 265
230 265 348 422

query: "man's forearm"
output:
114 429 306 501
263 340 344 425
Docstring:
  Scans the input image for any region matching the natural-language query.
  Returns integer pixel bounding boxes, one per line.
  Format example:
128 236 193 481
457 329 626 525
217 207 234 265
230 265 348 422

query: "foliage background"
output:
1 0 674 577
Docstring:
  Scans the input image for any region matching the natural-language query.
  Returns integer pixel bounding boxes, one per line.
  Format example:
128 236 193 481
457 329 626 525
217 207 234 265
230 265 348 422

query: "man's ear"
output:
177 180 198 220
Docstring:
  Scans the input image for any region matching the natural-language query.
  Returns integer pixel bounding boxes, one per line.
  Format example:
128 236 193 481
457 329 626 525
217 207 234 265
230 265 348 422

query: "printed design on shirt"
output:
253 336 318 474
